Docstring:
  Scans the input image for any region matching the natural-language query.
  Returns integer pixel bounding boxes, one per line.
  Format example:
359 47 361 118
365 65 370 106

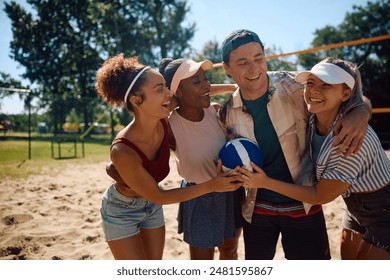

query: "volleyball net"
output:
213 33 390 114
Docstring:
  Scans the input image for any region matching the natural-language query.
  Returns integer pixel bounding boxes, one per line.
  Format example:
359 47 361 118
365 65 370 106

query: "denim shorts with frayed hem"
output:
100 184 165 241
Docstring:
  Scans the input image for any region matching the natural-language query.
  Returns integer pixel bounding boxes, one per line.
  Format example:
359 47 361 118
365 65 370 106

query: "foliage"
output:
91 0 195 66
4 0 195 133
0 72 26 111
192 39 231 105
0 72 24 93
4 0 103 133
297 0 390 108
265 46 297 71
144 0 195 64
193 39 229 84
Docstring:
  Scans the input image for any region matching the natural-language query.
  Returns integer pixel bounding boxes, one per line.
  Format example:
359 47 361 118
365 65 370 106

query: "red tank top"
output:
111 119 170 183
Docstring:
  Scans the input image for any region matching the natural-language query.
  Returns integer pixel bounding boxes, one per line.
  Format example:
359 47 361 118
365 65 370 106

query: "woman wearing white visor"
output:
239 57 390 259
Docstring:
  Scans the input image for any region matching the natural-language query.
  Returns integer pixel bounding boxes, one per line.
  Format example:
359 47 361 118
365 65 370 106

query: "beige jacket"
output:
218 71 314 223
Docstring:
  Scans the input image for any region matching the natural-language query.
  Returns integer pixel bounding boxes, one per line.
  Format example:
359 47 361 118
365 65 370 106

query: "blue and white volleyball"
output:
218 138 263 172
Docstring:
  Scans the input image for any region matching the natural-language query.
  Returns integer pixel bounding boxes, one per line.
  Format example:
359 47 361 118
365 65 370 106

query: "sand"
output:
1 152 388 260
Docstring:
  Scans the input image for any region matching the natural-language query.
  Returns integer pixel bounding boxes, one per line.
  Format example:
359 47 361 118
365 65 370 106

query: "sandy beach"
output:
1 151 388 260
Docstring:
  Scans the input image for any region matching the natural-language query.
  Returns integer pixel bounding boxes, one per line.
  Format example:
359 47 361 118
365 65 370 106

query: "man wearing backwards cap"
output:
218 29 371 260
240 57 390 260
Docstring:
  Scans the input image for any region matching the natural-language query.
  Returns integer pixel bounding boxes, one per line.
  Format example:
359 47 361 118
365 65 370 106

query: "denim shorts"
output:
341 183 390 252
100 184 165 241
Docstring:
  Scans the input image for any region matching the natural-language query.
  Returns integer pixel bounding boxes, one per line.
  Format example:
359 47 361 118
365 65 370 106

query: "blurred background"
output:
0 0 389 157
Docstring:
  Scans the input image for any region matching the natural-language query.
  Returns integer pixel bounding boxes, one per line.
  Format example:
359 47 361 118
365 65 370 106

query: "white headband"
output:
296 62 355 89
124 66 150 102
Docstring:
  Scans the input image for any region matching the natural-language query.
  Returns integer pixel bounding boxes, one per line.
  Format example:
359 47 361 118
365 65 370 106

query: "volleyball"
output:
218 138 263 172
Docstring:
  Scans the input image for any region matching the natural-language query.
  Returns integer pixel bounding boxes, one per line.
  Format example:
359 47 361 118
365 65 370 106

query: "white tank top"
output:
168 105 227 183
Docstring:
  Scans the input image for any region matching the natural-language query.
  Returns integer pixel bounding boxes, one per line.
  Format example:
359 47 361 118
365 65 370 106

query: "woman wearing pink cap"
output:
239 57 390 259
105 57 241 260
159 58 241 260
96 54 243 260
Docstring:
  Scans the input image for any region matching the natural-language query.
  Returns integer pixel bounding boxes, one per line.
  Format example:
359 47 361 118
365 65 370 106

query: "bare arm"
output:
210 84 237 96
238 163 349 205
332 96 372 157
106 161 126 185
110 146 242 205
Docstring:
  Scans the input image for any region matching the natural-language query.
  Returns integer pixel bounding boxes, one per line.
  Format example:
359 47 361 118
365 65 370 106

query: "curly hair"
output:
95 54 148 112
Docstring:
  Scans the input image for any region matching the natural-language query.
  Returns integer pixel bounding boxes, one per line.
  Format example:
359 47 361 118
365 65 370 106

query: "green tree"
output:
4 0 102 133
5 0 195 133
0 72 23 93
0 71 24 103
265 46 297 71
90 0 155 63
0 72 32 113
298 0 390 108
91 0 195 66
144 0 195 64
192 39 232 105
193 39 228 84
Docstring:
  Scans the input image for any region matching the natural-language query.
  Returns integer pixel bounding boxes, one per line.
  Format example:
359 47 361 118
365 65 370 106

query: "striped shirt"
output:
309 114 390 197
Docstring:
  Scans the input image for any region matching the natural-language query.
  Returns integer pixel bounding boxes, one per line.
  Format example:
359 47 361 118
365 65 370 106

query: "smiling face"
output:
131 69 173 119
223 42 268 100
303 74 351 121
176 68 211 110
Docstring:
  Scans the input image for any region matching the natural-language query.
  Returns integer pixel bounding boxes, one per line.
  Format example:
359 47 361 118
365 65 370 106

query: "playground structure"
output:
51 137 85 159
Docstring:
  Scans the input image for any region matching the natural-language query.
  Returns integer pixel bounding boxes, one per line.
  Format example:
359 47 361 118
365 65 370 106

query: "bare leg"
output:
107 234 146 260
107 226 165 260
340 228 362 260
357 240 390 260
189 246 215 260
139 226 165 260
218 228 242 260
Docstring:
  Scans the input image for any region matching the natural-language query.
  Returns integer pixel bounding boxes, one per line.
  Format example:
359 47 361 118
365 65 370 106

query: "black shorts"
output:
243 209 330 260
341 184 390 252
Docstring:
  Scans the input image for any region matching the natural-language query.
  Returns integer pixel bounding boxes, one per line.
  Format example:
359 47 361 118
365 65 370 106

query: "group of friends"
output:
95 29 390 260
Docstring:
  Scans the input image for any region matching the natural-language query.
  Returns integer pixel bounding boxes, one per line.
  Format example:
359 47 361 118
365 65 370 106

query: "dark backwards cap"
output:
221 29 263 62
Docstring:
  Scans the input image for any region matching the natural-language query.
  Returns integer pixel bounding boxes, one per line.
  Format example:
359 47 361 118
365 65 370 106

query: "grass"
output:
0 139 111 180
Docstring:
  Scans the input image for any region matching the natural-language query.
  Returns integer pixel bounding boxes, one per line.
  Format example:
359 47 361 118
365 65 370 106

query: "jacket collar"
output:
232 89 244 109
231 74 273 109
309 112 344 136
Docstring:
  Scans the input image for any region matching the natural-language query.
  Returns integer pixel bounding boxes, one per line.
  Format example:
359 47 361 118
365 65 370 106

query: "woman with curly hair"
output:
96 54 242 260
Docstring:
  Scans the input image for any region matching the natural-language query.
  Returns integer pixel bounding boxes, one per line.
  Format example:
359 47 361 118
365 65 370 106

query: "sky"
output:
0 0 371 114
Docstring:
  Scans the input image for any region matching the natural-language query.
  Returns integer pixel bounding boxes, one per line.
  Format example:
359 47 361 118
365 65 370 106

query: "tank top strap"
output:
111 119 168 162
111 137 148 162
